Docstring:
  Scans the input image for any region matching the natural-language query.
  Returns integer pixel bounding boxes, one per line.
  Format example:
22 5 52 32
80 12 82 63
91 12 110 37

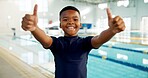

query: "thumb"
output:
106 8 112 21
33 4 38 16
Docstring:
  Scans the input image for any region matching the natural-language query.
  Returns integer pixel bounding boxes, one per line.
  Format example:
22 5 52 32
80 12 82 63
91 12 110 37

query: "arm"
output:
21 4 52 48
91 8 126 48
31 27 52 48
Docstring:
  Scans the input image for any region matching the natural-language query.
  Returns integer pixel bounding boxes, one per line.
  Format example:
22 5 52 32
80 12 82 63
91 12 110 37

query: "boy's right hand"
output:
21 4 38 31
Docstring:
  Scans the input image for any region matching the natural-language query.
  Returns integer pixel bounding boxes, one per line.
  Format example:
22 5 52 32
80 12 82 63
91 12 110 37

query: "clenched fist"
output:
21 4 38 31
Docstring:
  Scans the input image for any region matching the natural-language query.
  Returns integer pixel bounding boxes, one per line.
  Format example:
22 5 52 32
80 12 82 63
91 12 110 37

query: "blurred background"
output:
0 0 148 78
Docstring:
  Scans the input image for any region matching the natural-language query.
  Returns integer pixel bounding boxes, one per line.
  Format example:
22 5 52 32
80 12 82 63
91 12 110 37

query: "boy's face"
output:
60 10 81 36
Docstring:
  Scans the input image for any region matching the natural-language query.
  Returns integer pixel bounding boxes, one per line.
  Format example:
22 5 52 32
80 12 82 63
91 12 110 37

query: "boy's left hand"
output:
106 8 126 34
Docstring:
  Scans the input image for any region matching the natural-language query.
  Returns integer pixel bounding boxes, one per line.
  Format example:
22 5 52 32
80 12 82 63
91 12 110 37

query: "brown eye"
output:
63 19 68 21
74 19 78 21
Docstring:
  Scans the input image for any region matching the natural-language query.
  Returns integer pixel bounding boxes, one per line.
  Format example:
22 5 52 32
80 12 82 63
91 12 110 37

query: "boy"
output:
22 4 125 78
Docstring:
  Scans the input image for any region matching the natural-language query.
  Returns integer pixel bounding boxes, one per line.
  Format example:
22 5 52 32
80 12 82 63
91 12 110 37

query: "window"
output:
116 17 131 42
97 18 108 34
141 17 148 44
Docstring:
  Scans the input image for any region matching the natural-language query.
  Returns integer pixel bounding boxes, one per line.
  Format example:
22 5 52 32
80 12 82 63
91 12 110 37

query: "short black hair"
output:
59 6 80 16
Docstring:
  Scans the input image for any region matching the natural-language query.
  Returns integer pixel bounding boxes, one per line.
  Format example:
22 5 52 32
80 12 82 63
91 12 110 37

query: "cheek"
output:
60 23 67 30
77 23 82 28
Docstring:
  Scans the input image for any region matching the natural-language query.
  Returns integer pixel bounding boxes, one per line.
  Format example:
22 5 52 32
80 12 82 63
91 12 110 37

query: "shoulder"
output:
77 36 93 45
80 36 93 41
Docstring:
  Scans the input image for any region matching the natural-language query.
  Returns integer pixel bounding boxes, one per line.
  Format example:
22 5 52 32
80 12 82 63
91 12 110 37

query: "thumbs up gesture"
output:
22 4 38 31
106 8 126 34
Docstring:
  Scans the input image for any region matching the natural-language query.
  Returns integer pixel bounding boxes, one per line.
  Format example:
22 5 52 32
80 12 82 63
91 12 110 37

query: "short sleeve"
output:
48 36 56 49
48 36 63 54
81 36 94 51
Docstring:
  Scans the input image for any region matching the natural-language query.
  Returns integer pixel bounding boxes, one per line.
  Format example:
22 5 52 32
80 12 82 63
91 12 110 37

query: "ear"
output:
80 23 82 28
60 23 62 28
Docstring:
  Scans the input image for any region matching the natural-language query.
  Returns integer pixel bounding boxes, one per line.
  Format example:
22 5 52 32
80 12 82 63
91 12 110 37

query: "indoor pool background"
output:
0 35 147 78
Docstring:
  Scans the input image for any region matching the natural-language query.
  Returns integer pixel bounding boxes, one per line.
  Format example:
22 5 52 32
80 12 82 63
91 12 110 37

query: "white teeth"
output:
68 27 74 29
68 27 75 30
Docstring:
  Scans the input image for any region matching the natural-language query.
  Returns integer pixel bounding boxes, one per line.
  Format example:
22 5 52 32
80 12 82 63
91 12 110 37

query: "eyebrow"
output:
62 16 79 19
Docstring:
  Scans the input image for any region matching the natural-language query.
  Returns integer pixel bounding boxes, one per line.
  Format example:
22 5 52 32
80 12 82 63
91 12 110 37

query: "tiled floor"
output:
0 46 53 78
0 56 24 78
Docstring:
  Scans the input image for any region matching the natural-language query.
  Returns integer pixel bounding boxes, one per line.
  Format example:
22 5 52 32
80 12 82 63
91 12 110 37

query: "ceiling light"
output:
117 0 129 7
98 3 107 10
144 0 148 3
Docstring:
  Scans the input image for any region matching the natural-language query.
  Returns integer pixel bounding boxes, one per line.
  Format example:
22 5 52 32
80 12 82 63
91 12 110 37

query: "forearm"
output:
91 8 125 48
31 27 52 48
92 28 116 48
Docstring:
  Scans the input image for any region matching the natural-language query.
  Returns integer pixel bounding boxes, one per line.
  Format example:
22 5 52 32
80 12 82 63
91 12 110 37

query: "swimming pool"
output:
0 35 147 78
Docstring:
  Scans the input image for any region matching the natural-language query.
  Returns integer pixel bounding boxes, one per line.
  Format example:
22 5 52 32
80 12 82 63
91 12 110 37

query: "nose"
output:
68 18 74 24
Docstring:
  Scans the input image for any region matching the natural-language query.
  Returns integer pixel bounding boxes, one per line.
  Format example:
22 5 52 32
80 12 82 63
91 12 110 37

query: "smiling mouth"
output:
67 26 76 31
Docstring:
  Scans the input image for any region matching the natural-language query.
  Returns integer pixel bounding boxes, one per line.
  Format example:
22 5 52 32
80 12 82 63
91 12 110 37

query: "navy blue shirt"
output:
49 36 94 78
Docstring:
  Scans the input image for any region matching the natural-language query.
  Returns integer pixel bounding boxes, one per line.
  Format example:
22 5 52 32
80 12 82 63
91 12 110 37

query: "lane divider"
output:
102 45 148 54
89 53 148 72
